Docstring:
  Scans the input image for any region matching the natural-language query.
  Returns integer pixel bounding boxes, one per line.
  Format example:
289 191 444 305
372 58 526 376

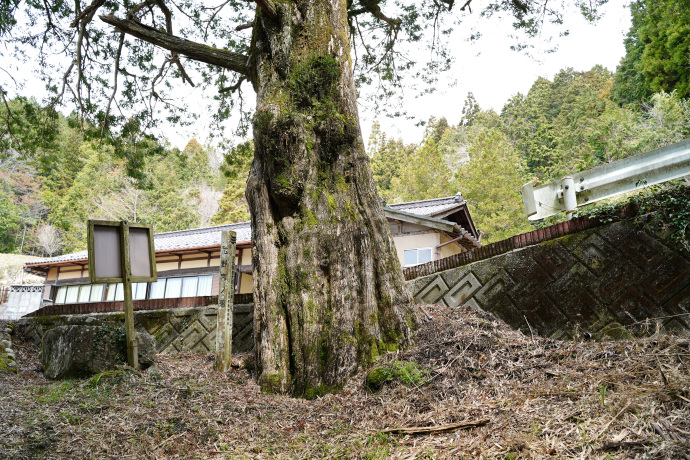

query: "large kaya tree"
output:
2 0 608 395
238 1 417 395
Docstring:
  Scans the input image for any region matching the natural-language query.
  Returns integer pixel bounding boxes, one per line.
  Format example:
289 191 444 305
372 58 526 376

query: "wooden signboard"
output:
88 221 157 284
87 220 157 369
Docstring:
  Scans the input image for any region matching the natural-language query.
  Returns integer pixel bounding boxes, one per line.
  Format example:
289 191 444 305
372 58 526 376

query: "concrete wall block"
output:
442 272 481 308
414 276 449 305
404 219 690 340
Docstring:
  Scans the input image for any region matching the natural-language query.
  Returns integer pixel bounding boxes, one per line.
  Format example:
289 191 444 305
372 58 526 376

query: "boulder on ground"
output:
41 325 156 379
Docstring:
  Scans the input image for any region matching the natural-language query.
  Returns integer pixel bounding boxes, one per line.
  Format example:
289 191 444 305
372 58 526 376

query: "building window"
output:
403 248 432 267
50 274 223 304
55 286 67 304
198 275 213 296
181 277 199 297
149 279 166 299
164 278 182 298
65 285 80 303
90 284 105 302
133 282 147 300
78 285 91 303
105 283 124 301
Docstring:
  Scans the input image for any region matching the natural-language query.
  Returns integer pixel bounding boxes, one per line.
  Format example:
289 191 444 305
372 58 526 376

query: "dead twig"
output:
381 418 489 435
597 440 648 451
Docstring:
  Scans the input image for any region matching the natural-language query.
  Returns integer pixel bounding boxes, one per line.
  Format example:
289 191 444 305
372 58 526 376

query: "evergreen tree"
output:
368 123 414 201
460 92 481 127
614 0 690 104
502 67 615 180
0 187 21 253
457 128 531 242
390 131 454 202
212 141 254 224
427 117 451 145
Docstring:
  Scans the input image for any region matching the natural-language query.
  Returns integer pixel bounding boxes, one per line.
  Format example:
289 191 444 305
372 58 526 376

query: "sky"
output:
164 1 632 150
2 2 632 152
356 1 633 146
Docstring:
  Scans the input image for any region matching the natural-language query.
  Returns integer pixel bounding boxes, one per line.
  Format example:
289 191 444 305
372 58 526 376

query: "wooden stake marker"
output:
215 230 236 372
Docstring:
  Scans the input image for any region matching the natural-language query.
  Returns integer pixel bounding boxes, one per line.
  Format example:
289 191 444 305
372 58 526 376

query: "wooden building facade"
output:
24 195 480 311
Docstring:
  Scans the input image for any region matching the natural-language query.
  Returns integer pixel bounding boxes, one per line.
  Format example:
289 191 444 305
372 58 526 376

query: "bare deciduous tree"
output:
35 224 63 257
196 183 222 227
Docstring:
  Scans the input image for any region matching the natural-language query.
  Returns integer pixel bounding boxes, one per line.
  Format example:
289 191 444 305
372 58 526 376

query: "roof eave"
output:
24 240 252 272
384 207 457 233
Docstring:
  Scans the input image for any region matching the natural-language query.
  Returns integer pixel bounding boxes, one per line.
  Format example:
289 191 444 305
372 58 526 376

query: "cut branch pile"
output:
1 304 688 458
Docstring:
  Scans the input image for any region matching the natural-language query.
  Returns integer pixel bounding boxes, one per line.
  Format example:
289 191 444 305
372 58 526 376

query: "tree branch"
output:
71 0 105 28
99 14 249 75
236 22 254 31
150 0 195 86
0 85 16 137
440 0 455 11
512 0 530 14
219 76 246 94
101 33 125 141
356 0 401 29
254 0 278 20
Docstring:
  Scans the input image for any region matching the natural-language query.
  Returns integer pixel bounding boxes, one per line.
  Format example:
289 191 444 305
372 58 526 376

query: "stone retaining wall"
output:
0 321 17 374
407 219 690 340
13 218 690 348
16 303 254 354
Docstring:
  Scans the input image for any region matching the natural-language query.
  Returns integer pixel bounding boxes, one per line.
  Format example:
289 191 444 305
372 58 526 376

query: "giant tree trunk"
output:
246 0 418 397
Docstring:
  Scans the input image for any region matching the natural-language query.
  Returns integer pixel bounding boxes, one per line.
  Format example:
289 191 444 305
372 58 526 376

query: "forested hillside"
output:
0 111 252 256
369 0 690 242
1 0 688 254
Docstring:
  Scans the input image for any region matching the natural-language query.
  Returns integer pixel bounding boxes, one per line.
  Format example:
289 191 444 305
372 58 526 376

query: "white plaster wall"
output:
1 285 44 320
392 232 440 266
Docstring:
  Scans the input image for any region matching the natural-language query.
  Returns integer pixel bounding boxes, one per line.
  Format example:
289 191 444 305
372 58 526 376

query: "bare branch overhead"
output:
99 15 250 76
350 0 401 28
254 0 278 20
70 0 106 28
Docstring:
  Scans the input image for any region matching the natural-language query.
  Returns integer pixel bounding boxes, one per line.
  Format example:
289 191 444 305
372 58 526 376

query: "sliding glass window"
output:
90 284 105 302
198 275 213 296
181 277 199 297
164 278 182 299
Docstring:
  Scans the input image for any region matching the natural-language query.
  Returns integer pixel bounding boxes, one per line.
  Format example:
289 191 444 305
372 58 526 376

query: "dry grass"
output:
0 253 43 285
1 304 689 459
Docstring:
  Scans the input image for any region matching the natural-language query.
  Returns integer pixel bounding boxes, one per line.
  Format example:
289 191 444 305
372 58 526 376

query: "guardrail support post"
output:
562 176 577 220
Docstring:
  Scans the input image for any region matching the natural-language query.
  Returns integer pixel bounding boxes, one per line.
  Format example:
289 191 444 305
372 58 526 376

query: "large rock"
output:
41 325 156 379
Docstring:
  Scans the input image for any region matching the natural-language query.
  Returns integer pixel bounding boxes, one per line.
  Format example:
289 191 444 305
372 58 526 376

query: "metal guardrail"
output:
522 138 690 220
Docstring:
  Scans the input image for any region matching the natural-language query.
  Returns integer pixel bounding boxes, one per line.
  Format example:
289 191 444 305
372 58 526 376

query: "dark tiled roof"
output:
26 195 469 267
387 194 465 218
27 221 251 266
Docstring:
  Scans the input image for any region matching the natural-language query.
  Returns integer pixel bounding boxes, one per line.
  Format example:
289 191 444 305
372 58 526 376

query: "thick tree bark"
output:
246 0 418 397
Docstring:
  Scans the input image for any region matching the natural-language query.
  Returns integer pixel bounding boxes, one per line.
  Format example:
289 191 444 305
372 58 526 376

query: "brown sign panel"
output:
89 222 123 282
88 220 157 283
129 225 156 281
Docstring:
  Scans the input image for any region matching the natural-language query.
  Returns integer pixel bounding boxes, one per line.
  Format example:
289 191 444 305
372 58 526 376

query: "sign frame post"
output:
214 230 236 372
88 220 156 369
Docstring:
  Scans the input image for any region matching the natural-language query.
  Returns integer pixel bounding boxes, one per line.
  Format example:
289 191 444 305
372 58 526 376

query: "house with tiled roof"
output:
21 194 480 315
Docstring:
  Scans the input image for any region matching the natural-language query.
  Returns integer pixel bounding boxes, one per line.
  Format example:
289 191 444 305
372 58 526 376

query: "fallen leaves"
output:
0 304 688 458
